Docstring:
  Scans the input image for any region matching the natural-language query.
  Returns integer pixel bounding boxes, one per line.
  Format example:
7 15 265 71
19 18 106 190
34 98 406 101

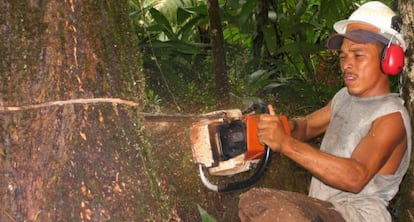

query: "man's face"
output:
339 38 389 97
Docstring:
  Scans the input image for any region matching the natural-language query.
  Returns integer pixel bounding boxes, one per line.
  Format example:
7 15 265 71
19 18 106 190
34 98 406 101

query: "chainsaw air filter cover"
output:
218 120 247 160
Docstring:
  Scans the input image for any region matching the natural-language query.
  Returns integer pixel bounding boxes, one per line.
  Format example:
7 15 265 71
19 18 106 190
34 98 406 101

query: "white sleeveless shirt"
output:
308 87 412 222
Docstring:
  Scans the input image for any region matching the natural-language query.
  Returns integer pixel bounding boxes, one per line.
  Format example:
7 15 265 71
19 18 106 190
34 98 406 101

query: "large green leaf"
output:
263 25 277 54
178 13 208 41
238 0 256 25
177 4 208 23
176 7 193 25
149 7 177 40
264 82 287 91
248 69 280 94
183 4 208 16
197 205 217 222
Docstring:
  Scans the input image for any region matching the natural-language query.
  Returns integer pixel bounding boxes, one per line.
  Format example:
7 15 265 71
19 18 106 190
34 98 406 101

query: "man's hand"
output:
257 105 289 152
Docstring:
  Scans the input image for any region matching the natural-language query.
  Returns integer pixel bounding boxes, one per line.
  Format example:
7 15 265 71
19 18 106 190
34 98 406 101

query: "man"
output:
239 1 412 222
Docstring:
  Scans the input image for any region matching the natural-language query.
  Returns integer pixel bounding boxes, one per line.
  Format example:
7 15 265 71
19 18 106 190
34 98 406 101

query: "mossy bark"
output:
0 1 163 221
399 0 414 220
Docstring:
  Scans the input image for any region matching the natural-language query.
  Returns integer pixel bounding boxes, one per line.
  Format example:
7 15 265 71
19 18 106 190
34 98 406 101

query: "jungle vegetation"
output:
129 0 397 115
129 0 412 220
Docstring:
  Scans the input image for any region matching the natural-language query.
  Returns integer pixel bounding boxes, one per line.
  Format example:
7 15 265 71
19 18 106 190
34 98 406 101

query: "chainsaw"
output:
190 103 290 192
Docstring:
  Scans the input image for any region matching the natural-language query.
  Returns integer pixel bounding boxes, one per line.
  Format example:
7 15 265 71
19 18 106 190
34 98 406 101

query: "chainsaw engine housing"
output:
191 109 265 176
191 106 290 192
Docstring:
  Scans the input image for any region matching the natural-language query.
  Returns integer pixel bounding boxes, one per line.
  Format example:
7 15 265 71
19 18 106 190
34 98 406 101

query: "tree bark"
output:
207 0 229 108
0 1 158 220
399 0 414 219
0 1 244 221
400 0 414 126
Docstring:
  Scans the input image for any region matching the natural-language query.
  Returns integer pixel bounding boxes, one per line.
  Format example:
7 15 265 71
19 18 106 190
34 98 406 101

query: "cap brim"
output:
327 29 390 50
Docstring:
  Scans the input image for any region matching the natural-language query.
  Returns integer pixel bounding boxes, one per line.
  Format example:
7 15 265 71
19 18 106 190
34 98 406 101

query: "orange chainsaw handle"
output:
279 115 291 136
243 103 291 136
245 114 291 160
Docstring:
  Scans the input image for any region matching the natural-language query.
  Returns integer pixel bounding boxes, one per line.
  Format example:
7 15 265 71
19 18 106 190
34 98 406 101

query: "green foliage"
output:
129 0 216 110
197 205 217 222
130 1 209 52
128 0 395 113
217 0 351 112
145 88 162 112
128 1 412 221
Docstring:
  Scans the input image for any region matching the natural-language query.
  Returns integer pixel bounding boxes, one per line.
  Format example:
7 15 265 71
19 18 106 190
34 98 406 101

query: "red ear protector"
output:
381 43 404 75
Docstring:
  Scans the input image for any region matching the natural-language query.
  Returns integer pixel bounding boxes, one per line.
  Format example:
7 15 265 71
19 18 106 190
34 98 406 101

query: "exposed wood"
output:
0 98 140 112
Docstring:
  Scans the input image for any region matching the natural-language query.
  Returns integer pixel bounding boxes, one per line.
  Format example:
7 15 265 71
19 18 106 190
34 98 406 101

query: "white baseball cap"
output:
328 1 407 51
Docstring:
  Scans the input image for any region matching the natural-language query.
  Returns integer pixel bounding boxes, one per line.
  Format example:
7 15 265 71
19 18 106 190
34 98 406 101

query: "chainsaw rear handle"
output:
243 103 291 137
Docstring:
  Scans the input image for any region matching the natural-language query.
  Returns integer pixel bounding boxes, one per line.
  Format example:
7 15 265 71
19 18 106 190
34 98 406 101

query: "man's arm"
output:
258 106 407 193
289 101 332 141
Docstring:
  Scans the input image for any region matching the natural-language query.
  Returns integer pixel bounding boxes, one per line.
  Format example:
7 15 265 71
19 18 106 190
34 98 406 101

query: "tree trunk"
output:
0 1 246 221
399 0 414 220
0 1 160 220
252 0 267 70
207 0 229 108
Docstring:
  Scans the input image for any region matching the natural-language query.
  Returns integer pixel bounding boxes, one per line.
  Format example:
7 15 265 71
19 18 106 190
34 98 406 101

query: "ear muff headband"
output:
381 42 404 75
